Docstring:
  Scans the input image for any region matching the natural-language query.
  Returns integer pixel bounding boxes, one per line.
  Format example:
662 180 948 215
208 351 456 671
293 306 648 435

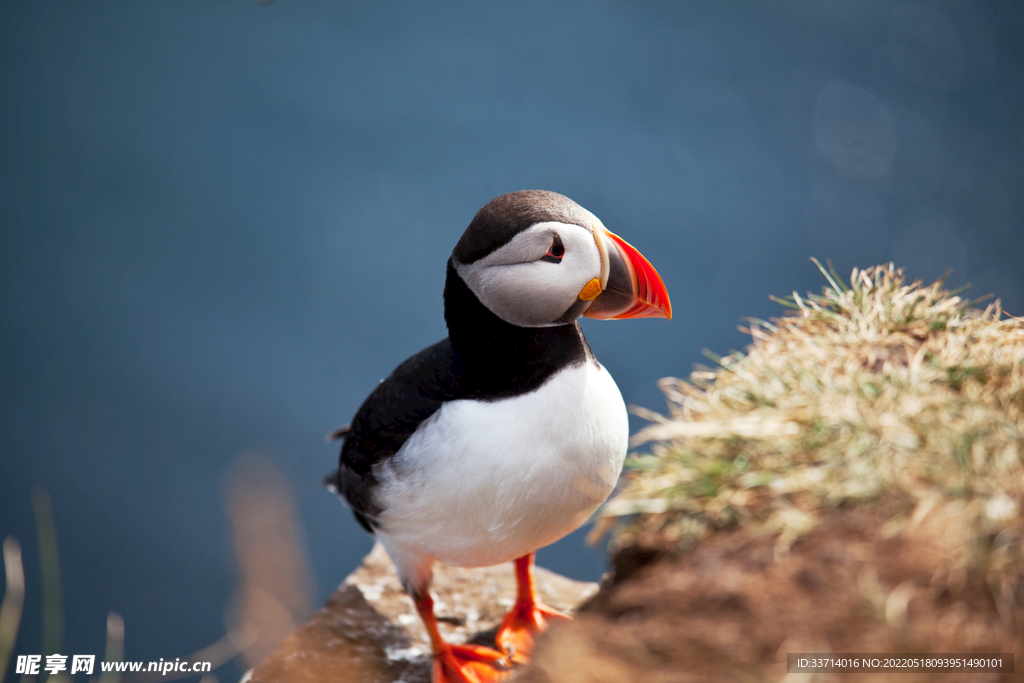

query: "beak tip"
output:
587 229 673 322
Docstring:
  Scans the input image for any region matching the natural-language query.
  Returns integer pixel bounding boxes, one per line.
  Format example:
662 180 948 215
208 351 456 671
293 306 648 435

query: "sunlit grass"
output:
598 260 1023 597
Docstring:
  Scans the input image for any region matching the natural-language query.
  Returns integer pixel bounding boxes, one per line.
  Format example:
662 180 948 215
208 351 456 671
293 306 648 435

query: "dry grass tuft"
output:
600 261 1024 600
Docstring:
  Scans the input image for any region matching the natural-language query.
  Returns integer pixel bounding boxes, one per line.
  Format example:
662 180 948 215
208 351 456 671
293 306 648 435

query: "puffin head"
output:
451 190 672 328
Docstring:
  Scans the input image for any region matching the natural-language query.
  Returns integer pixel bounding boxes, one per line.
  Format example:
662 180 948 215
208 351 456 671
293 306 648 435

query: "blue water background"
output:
2 1 1022 680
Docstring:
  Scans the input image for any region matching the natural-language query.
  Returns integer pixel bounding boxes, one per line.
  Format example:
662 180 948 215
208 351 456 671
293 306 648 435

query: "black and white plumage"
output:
325 190 670 681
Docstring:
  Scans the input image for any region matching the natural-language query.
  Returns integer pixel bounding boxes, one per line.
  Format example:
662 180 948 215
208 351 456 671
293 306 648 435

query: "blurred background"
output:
1 0 1022 680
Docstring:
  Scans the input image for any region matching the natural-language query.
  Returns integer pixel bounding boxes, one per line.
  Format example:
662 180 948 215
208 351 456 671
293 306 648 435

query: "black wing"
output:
324 423 351 442
327 338 465 533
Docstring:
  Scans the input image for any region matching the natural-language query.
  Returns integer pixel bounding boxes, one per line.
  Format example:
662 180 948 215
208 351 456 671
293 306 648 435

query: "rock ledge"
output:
249 544 598 683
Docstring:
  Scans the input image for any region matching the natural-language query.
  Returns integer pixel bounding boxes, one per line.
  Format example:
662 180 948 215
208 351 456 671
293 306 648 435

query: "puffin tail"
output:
325 423 351 442
323 423 378 534
323 469 341 494
323 423 350 494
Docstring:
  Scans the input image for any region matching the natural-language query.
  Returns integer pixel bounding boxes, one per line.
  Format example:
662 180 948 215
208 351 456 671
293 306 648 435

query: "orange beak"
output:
583 229 672 321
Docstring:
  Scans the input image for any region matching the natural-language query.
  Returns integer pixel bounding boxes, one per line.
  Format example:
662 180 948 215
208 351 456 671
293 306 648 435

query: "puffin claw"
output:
432 642 511 683
496 601 570 664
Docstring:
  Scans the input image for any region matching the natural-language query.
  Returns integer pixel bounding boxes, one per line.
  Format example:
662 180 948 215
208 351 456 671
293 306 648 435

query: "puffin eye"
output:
541 235 564 263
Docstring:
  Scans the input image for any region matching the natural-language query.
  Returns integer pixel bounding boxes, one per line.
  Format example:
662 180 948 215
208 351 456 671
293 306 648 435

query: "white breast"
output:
373 360 628 577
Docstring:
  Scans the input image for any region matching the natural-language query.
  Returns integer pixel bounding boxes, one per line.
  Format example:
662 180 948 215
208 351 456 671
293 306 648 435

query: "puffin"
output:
326 190 671 683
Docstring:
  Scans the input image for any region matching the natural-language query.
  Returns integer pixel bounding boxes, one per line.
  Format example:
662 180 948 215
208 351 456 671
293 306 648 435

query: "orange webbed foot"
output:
432 642 511 683
415 587 511 683
495 600 570 664
494 553 571 664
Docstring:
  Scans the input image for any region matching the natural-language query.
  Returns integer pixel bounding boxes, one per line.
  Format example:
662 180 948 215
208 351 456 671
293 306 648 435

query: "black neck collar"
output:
443 259 591 399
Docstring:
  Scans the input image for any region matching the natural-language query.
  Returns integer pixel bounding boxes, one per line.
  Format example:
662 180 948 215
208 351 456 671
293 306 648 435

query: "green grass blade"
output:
810 257 844 293
826 258 849 292
32 488 63 669
768 295 800 310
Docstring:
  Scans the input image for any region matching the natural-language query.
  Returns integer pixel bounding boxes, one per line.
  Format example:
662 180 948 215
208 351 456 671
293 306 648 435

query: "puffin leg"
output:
495 553 570 664
413 589 511 683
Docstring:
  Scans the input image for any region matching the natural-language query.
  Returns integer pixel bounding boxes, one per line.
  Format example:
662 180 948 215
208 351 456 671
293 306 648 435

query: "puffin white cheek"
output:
456 225 603 327
477 265 563 327
479 259 593 327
